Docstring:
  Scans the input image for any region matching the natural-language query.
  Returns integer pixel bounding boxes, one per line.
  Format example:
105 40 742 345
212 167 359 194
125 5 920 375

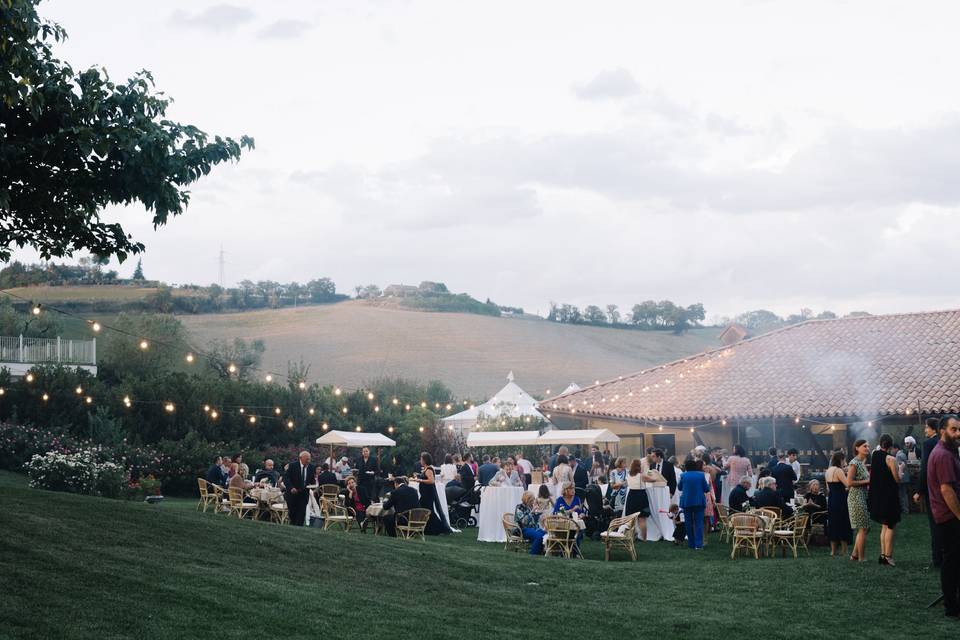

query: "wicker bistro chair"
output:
320 498 355 532
502 513 528 552
541 515 579 559
600 512 639 561
210 484 230 514
730 513 765 559
753 508 781 556
269 499 289 525
773 514 809 558
396 508 432 540
321 484 341 502
197 478 217 513
716 504 733 543
227 486 257 519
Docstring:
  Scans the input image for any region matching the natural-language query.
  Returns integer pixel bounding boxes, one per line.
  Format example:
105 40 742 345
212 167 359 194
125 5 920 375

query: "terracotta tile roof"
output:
539 309 960 422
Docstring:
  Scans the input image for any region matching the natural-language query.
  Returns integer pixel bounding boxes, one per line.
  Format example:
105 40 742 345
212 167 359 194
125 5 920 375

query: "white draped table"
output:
642 485 675 541
477 486 525 542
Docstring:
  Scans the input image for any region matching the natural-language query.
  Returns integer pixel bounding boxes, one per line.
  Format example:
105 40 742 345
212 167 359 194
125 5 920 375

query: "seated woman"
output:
533 484 553 516
343 476 370 528
552 481 584 550
490 459 523 487
227 463 256 503
802 479 827 531
515 491 546 555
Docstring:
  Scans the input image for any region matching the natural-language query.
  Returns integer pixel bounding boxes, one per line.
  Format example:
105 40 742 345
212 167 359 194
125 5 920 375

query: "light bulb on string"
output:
374 406 380 413
404 404 411 411
392 398 399 405
274 407 281 415
185 353 194 363
25 373 34 383
91 321 101 332
355 425 362 432
210 410 219 419
341 407 348 414
367 392 374 401
31 304 41 315
42 393 49 401
75 386 82 395
287 420 294 429
387 425 394 433
164 402 174 413
139 339 149 350
265 374 273 383
334 387 342 396
228 363 237 374
308 407 315 415
239 407 245 414
298 381 306 390
85 396 93 405
418 426 424 433
203 405 210 413
322 422 329 430
420 401 427 408
249 415 257 424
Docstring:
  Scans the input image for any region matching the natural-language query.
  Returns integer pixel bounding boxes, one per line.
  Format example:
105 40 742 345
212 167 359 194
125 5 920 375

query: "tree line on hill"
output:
548 300 707 334
723 307 871 334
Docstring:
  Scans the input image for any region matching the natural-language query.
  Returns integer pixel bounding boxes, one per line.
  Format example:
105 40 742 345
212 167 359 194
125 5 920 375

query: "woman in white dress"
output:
439 454 459 483
551 454 573 489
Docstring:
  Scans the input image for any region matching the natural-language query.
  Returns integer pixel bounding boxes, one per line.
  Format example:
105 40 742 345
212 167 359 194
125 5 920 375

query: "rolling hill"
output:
180 301 720 398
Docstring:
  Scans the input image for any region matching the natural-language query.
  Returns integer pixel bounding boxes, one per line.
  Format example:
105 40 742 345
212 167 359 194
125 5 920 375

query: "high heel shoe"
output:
879 555 893 566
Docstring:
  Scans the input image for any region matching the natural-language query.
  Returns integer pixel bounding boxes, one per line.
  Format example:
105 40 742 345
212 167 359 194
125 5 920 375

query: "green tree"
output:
0 297 62 336
206 337 265 380
0 0 254 262
583 305 606 323
132 259 145 280
97 313 192 381
606 304 620 325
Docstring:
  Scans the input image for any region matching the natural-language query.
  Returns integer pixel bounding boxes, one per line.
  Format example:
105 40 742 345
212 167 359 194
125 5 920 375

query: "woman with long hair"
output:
608 457 627 512
846 439 871 561
624 458 651 541
869 433 902 565
417 452 451 535
825 450 852 557
722 444 754 507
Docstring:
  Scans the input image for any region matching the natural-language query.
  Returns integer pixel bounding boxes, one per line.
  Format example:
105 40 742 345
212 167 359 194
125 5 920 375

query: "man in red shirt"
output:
927 414 960 618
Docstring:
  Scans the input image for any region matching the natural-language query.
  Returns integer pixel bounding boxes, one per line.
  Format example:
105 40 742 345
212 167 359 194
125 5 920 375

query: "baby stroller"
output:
583 483 614 540
446 483 480 529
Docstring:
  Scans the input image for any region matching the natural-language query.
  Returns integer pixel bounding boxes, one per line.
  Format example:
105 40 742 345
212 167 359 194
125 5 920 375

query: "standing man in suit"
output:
355 446 379 498
458 454 476 493
771 453 798 505
915 417 945 568
652 449 677 497
381 477 421 537
572 458 589 489
283 451 315 526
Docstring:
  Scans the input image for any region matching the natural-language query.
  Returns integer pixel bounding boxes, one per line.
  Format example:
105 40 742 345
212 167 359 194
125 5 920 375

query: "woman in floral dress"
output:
846 439 872 562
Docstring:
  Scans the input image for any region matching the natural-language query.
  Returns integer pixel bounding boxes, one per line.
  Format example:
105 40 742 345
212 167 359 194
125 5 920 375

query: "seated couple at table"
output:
514 482 584 555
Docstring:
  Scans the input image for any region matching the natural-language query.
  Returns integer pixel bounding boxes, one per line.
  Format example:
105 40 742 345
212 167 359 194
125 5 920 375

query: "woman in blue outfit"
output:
515 491 545 555
678 458 711 549
553 481 585 550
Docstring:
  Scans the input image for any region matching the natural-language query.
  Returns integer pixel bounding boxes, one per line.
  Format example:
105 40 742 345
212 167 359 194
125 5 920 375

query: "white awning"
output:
536 429 620 445
466 431 542 447
315 431 396 448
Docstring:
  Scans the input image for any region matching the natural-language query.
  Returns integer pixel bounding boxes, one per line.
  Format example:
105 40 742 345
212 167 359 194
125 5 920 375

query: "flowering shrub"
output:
24 450 125 498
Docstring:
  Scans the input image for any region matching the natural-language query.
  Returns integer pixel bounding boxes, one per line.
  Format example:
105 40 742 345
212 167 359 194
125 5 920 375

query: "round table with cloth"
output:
477 486 525 542
640 485 675 541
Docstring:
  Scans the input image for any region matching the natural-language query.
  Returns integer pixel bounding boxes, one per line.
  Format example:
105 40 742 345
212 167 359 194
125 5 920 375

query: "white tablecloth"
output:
643 485 675 541
477 486 525 542
408 480 450 525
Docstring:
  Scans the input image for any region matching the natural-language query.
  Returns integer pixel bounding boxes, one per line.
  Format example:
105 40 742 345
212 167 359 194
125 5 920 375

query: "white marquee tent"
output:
441 371 549 431
536 429 620 446
316 431 396 448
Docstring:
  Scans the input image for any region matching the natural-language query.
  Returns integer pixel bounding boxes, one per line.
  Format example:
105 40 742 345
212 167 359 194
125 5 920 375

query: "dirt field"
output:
181 302 720 398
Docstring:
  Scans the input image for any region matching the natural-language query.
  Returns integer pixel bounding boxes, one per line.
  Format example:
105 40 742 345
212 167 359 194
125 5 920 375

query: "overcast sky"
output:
18 0 960 319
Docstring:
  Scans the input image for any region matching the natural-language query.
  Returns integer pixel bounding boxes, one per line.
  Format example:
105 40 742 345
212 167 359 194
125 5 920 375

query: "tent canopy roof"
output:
442 371 547 425
315 431 396 448
466 431 542 447
537 429 620 445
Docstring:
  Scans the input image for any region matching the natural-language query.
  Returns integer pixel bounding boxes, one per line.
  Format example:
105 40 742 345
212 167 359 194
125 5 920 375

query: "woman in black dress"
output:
824 451 852 556
869 434 902 566
418 452 451 535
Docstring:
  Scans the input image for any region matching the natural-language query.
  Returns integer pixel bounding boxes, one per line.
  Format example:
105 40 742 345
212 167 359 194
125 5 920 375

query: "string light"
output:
334 387 342 396
164 402 174 412
85 396 93 404
721 419 727 426
405 404 411 411
367 392 374 400
239 407 245 414
274 407 281 415
308 407 315 415
265 374 273 383
210 410 219 419
249 415 256 424
392 398 399 405
387 425 394 433
341 407 348 414
228 363 237 374
374 406 380 412
418 426 425 432
322 422 329 430
355 425 362 432
185 353 194 363
31 304 41 315
91 321 101 332
298 381 306 390
420 401 427 408
75 386 82 395
203 405 210 412
139 339 149 350
287 420 294 429
41 393 48 401
25 373 34 383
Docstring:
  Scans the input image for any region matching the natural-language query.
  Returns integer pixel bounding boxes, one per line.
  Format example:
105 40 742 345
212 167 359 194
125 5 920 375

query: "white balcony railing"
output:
0 335 97 366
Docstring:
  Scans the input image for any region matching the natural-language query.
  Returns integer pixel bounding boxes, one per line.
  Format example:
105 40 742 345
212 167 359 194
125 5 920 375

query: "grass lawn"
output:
0 470 953 639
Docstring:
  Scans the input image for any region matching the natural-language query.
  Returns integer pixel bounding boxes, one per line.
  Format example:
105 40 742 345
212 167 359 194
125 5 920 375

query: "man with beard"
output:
916 418 945 568
927 414 960 618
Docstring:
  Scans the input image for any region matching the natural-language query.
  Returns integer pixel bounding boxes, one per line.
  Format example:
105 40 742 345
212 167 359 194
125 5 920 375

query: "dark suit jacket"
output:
729 485 750 512
771 462 797 498
253 469 279 486
658 461 677 496
316 471 339 486
918 435 938 497
282 461 316 496
355 455 380 485
459 463 476 493
383 484 420 514
205 464 225 487
478 463 499 486
751 487 792 516
573 463 589 489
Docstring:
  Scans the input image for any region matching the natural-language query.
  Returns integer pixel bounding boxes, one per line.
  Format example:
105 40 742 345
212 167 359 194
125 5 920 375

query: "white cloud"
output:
169 4 255 33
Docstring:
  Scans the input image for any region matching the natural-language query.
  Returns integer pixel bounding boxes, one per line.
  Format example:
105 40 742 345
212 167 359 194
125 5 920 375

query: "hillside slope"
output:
181 301 719 397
